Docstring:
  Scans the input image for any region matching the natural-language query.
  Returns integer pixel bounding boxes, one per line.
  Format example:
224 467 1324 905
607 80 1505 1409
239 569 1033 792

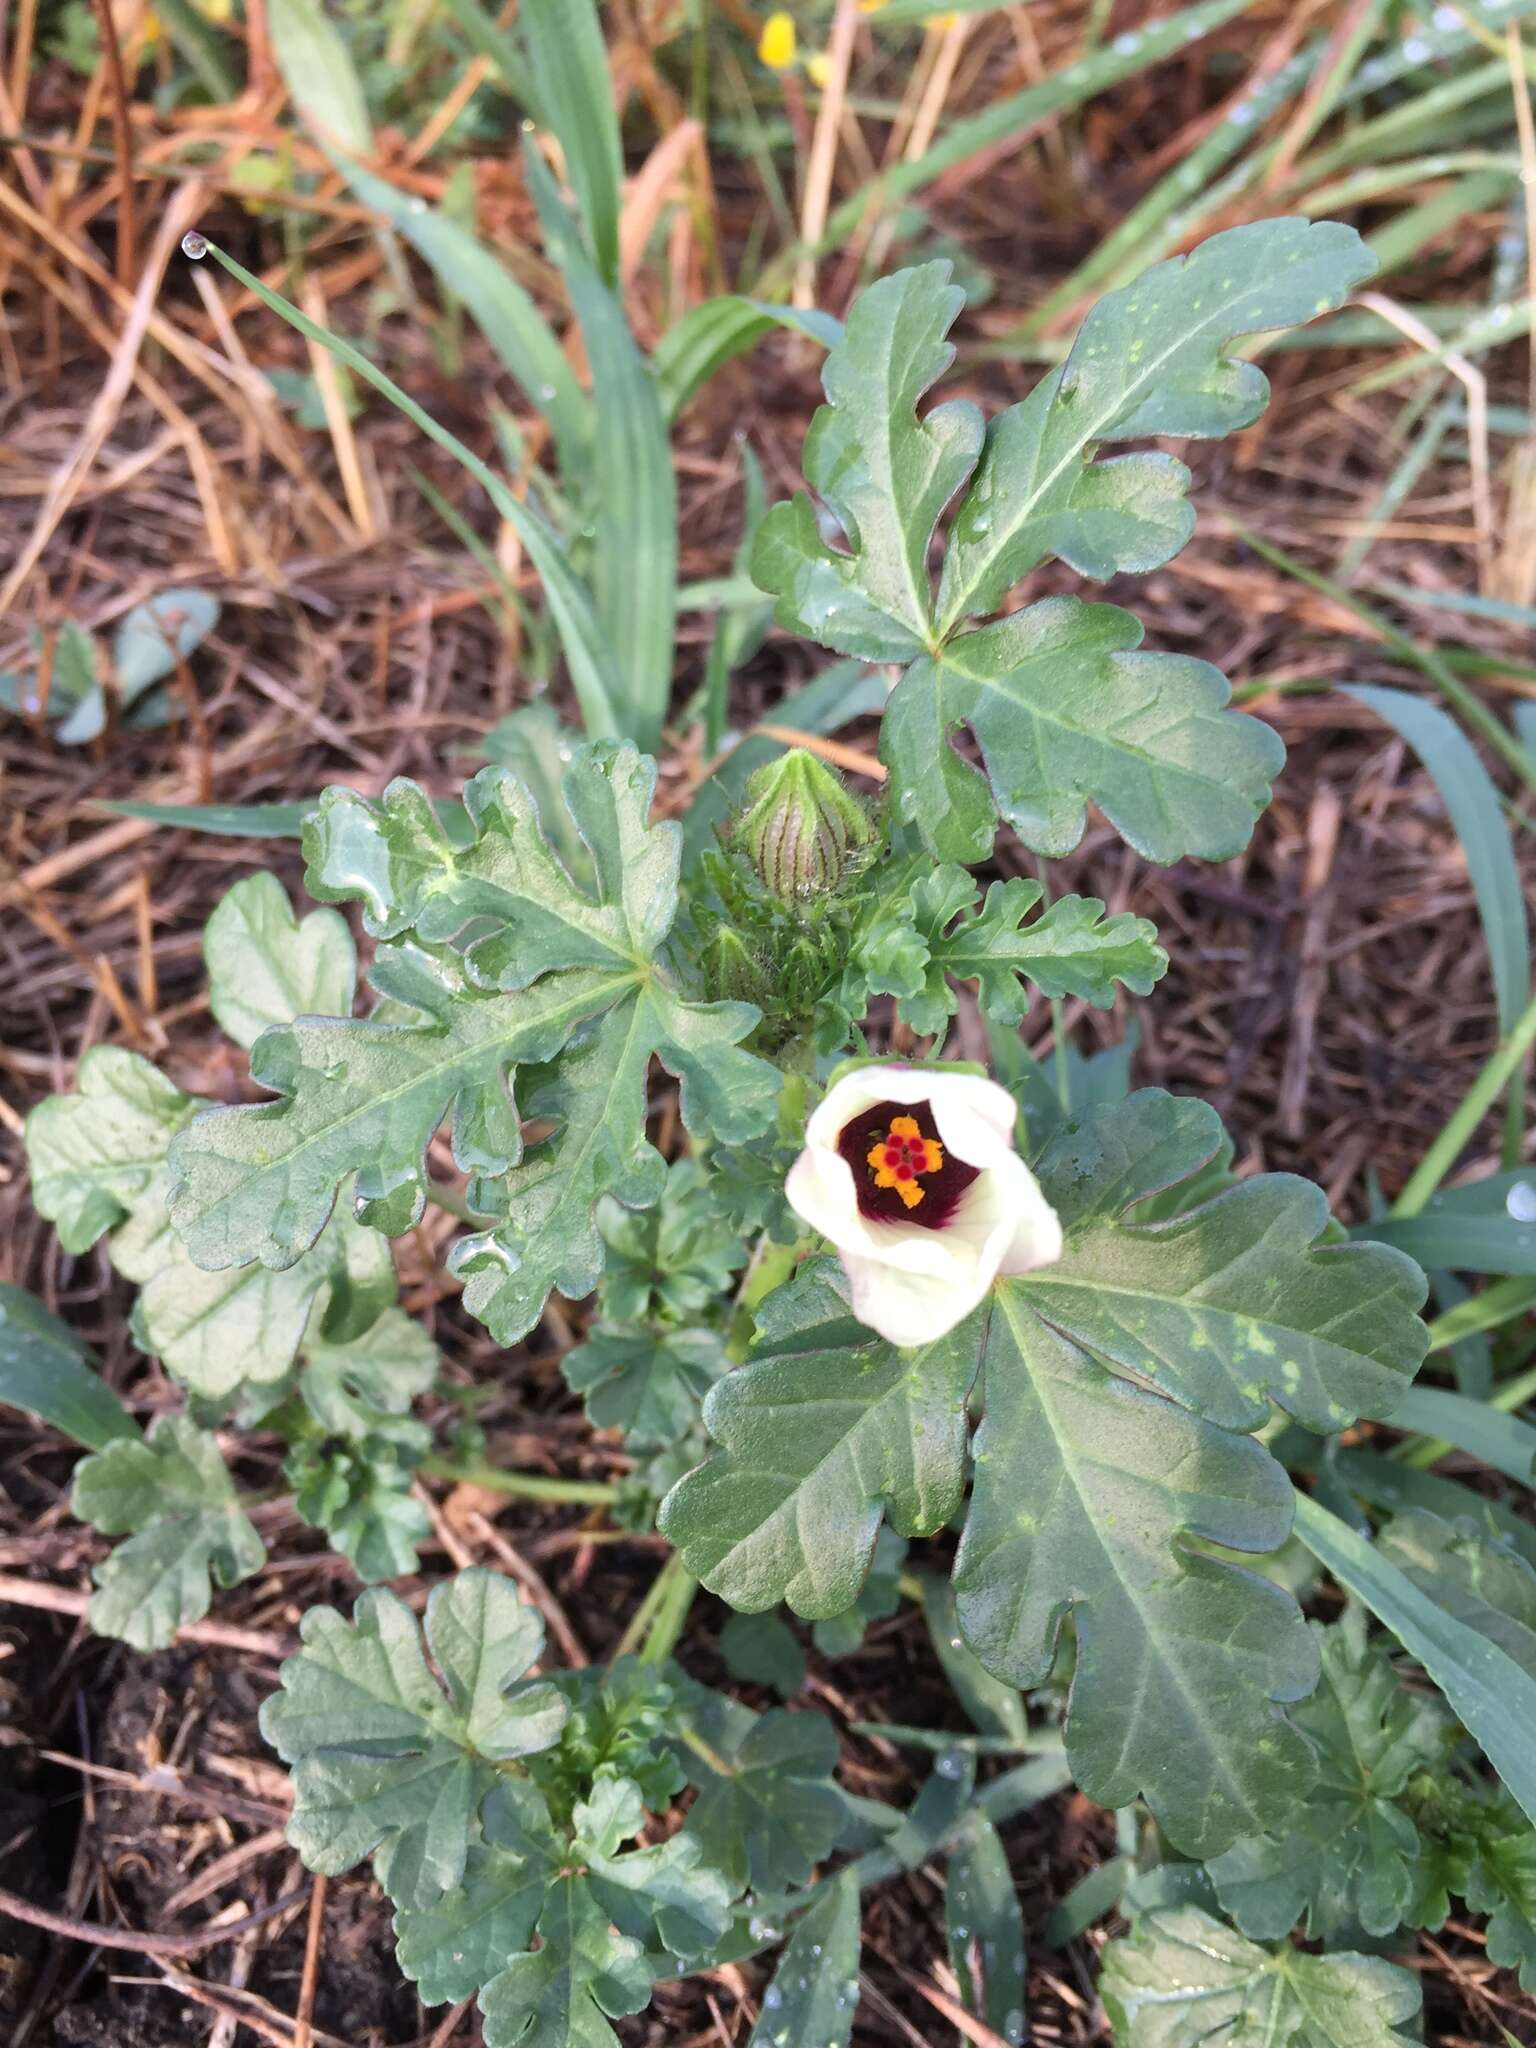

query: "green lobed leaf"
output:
937 220 1376 631
747 1865 860 2048
25 1045 196 1254
562 1325 727 1452
204 873 357 1052
672 1686 846 1894
479 1871 652 2048
72 1415 263 1650
883 596 1285 865
811 1523 906 1659
658 1261 980 1620
260 743 777 1343
170 949 620 1268
259 1569 568 1908
26 1032 398 1406
1207 1606 1455 1940
0 1282 138 1450
592 1158 746 1326
720 1610 807 1700
289 1308 438 1580
863 864 1166 1037
1018 1090 1428 1435
947 1815 1028 2046
393 1783 553 2005
751 262 983 661
1100 1906 1421 2048
954 1294 1318 1858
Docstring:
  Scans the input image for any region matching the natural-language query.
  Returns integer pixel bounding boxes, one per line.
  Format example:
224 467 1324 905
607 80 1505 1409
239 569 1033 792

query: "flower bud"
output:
735 750 872 904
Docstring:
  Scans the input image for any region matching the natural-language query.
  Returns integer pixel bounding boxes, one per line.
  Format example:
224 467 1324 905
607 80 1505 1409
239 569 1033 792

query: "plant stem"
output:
638 1552 698 1665
420 1454 618 1506
1390 986 1536 1218
609 1550 680 1665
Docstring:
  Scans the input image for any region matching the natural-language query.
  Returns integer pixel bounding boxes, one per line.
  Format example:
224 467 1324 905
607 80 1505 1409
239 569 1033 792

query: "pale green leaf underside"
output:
658 1263 979 1618
954 1297 1317 1857
675 1695 845 1894
25 1045 196 1254
1101 1906 1421 2048
72 1414 263 1650
204 871 357 1052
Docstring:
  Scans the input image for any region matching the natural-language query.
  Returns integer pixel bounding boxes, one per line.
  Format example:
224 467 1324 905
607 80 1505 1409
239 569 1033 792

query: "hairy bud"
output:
734 750 872 904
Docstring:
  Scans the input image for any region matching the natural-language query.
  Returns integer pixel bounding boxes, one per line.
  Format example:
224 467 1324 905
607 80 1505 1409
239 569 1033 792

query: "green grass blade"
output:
521 0 624 286
153 0 239 99
0 1284 140 1451
331 149 591 480
1386 1384 1536 1486
768 0 1261 281
1343 685 1529 1036
198 240 624 739
266 0 372 151
436 0 538 108
523 143 675 750
654 297 842 419
1293 1491 1536 1828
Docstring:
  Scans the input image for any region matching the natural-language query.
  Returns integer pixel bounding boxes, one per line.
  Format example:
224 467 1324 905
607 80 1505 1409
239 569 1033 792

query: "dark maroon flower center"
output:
835 1098 980 1230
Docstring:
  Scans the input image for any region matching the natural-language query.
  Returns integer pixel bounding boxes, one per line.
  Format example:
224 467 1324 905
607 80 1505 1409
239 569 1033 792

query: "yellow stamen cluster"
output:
866 1114 944 1210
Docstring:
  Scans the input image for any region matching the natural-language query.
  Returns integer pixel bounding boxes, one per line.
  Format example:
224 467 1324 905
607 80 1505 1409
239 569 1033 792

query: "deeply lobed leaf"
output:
954 1296 1318 1857
752 262 982 660
883 597 1285 865
260 1570 567 1908
1101 1906 1421 2048
659 1261 979 1619
1021 1091 1428 1434
937 220 1377 630
174 745 777 1347
72 1415 263 1650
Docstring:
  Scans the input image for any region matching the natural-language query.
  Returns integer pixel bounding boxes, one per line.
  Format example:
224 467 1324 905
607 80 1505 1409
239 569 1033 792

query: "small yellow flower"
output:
806 50 832 87
757 11 797 69
926 9 963 25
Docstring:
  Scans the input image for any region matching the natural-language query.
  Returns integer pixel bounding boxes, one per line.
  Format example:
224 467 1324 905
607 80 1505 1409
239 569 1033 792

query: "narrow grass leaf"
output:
198 242 625 740
0 1283 139 1450
267 0 372 151
524 144 676 751
521 0 623 286
331 151 590 477
1344 685 1528 1034
1386 1384 1536 1487
1292 1493 1536 1828
654 297 842 419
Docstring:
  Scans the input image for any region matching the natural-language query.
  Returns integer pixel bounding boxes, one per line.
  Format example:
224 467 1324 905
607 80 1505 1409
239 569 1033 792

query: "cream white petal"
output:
841 1247 993 1348
785 1059 1062 1348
